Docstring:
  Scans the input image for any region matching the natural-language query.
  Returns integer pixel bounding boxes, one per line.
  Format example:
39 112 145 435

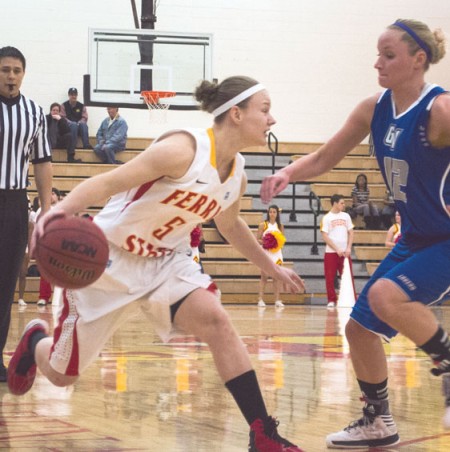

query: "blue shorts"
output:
351 237 450 340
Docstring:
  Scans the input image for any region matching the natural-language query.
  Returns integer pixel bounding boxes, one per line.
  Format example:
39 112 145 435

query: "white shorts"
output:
50 244 215 376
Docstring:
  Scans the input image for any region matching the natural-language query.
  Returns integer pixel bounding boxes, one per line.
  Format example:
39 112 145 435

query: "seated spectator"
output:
29 196 40 223
60 87 92 152
385 211 402 248
381 189 395 229
94 107 128 164
349 173 381 229
46 102 81 163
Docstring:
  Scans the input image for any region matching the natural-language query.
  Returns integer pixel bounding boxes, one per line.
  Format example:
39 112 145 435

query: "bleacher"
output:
17 139 390 305
289 150 387 284
19 139 300 304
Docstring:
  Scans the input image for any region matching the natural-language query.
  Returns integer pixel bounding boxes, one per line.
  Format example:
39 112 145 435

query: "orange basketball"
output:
35 216 109 289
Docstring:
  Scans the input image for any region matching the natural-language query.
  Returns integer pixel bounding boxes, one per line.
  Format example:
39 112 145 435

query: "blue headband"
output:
393 21 432 61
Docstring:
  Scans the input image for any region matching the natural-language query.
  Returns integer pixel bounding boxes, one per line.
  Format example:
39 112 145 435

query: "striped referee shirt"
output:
0 93 52 190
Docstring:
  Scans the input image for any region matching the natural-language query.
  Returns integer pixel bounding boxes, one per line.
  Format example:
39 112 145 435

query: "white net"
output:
142 91 175 124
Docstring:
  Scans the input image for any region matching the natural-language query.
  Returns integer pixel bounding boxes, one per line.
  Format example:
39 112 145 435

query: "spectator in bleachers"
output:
385 211 402 248
46 102 81 163
93 107 128 164
350 173 381 229
60 87 92 153
29 196 40 223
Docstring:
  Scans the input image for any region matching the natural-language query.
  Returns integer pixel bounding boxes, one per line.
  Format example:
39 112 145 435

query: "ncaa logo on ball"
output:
61 238 99 258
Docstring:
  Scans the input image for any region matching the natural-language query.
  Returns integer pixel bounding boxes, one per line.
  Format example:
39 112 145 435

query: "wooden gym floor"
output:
2 304 450 451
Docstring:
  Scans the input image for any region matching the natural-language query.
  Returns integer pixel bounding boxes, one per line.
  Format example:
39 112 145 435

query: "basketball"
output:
35 216 109 289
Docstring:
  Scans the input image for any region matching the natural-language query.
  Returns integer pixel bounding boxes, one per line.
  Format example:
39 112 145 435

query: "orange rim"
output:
141 90 176 104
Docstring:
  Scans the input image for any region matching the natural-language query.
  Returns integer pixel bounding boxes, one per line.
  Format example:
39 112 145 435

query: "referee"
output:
0 46 52 381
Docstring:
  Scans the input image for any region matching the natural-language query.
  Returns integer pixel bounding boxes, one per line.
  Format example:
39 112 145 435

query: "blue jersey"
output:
371 84 450 249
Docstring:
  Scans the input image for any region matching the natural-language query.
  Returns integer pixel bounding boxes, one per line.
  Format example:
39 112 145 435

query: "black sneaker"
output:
249 416 304 451
68 157 83 163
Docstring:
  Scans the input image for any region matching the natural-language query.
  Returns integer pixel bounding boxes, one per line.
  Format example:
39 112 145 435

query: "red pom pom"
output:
262 232 278 250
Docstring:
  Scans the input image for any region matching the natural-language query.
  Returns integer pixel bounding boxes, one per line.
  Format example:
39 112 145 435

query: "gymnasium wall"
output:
4 0 450 142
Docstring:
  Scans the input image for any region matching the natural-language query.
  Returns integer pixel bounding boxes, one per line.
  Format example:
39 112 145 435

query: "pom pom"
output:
262 230 286 253
262 232 277 250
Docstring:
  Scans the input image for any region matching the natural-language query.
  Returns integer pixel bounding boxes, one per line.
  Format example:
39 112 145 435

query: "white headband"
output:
212 83 265 118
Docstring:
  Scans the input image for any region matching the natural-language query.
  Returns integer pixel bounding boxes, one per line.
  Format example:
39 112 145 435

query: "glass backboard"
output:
83 28 213 110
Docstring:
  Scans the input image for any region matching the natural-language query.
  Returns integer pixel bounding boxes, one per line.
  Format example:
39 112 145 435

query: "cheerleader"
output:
257 205 286 307
385 211 402 248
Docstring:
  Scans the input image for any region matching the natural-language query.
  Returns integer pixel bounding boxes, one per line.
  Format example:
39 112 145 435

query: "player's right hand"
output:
30 208 66 258
260 172 290 204
273 266 306 294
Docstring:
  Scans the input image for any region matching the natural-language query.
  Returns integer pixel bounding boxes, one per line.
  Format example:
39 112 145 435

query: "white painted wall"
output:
5 0 450 142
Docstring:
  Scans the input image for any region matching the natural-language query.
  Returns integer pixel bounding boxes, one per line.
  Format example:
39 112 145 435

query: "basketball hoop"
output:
141 90 176 124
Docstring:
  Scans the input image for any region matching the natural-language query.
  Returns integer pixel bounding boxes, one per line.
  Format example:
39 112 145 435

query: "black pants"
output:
55 132 73 158
0 190 28 365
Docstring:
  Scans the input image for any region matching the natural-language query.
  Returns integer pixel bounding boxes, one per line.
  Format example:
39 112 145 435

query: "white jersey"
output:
320 211 354 253
94 128 245 257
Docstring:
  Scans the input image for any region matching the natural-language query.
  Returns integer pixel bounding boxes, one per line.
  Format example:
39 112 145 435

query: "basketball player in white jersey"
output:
9 76 305 451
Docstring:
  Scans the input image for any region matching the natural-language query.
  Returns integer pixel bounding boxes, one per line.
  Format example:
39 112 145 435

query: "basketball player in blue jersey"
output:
8 76 305 452
261 19 450 449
